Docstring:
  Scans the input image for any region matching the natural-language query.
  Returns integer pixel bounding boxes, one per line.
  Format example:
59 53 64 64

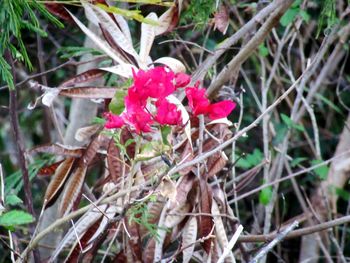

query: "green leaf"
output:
258 44 269 57
311 159 329 180
331 186 350 201
96 4 160 25
57 46 102 59
161 126 171 146
259 185 273 205
291 157 308 167
299 10 310 23
280 8 299 27
5 195 23 206
236 149 263 169
109 90 127 115
92 117 106 125
280 113 305 132
0 210 34 227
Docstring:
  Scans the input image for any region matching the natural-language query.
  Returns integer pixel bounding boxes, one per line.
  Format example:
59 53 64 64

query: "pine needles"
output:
0 0 63 89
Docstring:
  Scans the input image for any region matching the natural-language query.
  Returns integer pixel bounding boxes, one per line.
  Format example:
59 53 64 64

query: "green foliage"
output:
316 0 337 37
258 44 269 57
57 46 102 59
0 210 34 229
127 195 161 239
181 0 217 27
236 149 263 169
5 159 50 196
291 157 308 167
259 185 273 206
280 0 310 27
96 4 161 25
0 0 63 89
280 113 305 132
160 126 171 146
311 159 329 180
330 186 350 201
5 194 23 206
109 90 127 115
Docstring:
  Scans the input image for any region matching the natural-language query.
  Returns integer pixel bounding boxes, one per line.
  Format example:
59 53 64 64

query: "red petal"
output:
104 113 125 129
185 87 210 116
208 101 236 120
155 99 182 126
175 73 191 88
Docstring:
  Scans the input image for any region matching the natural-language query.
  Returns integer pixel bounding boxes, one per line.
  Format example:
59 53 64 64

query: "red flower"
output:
133 67 175 99
185 85 236 120
185 86 210 116
155 98 182 125
208 101 236 120
104 112 125 129
175 72 191 88
123 107 153 134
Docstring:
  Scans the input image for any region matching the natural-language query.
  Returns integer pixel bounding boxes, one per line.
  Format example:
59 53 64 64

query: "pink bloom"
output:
208 101 236 120
133 67 175 99
124 107 153 134
155 98 182 126
185 85 236 120
185 86 210 116
125 87 147 110
175 73 191 88
104 112 125 129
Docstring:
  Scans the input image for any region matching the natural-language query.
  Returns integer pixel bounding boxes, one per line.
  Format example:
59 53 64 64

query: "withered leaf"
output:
142 238 156 263
107 138 123 184
44 157 75 208
37 160 64 177
29 143 83 158
75 124 102 142
207 152 228 178
199 179 213 255
175 172 196 206
125 218 142 261
59 69 105 88
59 87 117 99
59 164 87 216
45 3 73 22
182 216 197 263
64 217 103 263
214 5 229 35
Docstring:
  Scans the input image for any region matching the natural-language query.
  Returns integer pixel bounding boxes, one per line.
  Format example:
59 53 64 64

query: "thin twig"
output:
249 220 299 262
239 215 350 243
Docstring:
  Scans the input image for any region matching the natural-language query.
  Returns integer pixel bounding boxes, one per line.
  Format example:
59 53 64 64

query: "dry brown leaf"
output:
59 87 117 99
155 0 182 35
175 172 196 206
182 216 198 263
59 69 105 88
63 217 103 263
107 138 124 184
178 141 194 175
207 152 228 178
199 179 213 255
59 164 87 216
125 218 142 261
45 3 73 22
158 176 177 202
44 157 75 207
142 238 156 263
75 124 101 142
139 12 157 67
83 134 103 166
214 5 229 35
29 143 84 157
37 160 64 177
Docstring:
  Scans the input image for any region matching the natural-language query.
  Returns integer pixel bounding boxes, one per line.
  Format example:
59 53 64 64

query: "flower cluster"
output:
104 67 236 133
